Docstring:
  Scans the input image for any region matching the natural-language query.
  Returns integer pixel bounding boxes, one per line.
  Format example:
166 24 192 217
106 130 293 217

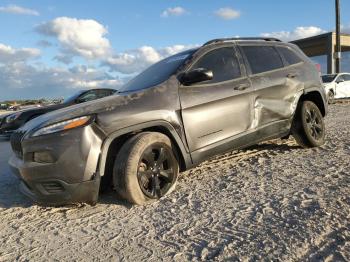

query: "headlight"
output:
32 116 93 137
5 112 22 123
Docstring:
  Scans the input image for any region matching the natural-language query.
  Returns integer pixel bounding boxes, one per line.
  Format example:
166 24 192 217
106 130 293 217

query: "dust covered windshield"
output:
118 49 197 93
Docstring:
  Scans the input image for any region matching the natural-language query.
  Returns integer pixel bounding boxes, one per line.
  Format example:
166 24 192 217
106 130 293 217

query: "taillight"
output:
315 63 321 73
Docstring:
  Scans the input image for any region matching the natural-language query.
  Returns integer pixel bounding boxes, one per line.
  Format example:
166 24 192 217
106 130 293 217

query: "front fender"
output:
303 87 328 116
97 120 193 176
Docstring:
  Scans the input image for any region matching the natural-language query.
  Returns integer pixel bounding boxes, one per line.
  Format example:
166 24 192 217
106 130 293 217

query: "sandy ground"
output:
0 104 349 261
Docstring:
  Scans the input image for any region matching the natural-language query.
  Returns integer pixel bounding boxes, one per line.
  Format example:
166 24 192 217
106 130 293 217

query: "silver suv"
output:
10 37 327 206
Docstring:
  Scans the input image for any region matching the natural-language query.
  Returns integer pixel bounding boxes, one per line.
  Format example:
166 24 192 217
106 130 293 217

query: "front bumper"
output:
8 125 103 205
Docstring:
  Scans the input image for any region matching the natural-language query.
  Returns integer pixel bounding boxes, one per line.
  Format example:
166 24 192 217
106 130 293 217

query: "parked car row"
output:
8 37 328 207
0 88 116 137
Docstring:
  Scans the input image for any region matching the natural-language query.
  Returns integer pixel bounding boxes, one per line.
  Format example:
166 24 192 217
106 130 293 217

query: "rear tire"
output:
113 132 179 205
291 101 325 148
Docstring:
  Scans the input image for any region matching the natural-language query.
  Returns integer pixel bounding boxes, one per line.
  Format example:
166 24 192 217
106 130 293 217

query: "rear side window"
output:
277 46 303 65
241 46 283 74
192 47 241 83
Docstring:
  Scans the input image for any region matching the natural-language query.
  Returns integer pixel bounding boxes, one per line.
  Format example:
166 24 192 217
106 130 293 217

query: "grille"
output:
41 181 65 194
10 131 25 158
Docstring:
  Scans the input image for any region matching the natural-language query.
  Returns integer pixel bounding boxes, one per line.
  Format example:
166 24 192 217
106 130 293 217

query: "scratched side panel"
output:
21 75 187 150
180 81 252 151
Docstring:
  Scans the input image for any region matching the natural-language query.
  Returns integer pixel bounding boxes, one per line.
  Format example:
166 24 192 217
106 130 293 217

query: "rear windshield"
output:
118 49 197 93
321 74 337 83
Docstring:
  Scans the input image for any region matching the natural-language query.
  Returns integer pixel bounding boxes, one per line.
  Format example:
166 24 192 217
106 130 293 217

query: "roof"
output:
203 37 282 46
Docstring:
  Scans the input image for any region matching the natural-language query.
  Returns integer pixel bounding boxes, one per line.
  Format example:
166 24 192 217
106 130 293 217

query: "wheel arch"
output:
298 90 327 116
98 121 192 180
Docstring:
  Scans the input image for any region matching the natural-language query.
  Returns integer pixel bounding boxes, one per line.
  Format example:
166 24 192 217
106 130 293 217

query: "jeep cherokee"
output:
9 37 327 205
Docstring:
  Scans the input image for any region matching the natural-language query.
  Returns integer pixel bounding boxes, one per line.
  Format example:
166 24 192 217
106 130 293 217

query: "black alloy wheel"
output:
292 100 325 148
113 132 179 205
304 104 324 142
137 145 177 199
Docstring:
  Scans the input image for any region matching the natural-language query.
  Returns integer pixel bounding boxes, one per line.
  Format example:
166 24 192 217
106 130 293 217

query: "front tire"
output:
113 132 179 205
327 90 335 104
292 101 325 148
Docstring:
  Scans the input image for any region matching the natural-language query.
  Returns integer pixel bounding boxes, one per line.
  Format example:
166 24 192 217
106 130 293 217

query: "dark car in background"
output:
0 88 116 137
9 101 43 111
9 37 327 206
0 103 9 110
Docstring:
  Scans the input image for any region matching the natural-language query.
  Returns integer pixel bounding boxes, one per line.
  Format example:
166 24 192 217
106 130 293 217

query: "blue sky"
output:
0 0 350 100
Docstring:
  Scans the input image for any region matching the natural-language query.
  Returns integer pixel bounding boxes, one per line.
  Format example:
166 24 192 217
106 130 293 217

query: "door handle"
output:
234 84 249 91
287 73 298 78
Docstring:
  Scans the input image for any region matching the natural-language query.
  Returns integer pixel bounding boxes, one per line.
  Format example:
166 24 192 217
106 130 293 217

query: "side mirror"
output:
179 68 214 86
336 78 345 84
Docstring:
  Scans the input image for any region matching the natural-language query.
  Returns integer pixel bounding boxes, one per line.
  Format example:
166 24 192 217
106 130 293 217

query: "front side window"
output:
343 74 350 81
241 46 284 75
277 46 303 65
78 91 98 103
191 47 241 84
95 89 115 99
336 75 345 82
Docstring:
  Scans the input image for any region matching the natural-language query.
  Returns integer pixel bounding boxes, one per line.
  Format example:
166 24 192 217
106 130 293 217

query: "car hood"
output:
19 92 144 133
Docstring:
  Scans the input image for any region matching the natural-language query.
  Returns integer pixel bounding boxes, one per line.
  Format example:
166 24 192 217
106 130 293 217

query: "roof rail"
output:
203 37 282 46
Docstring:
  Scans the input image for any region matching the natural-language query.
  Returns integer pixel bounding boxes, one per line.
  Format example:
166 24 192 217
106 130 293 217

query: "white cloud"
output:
36 17 112 62
261 26 327 41
0 41 197 99
0 62 122 99
341 24 350 34
214 7 240 20
104 44 196 74
37 40 53 48
0 43 40 64
54 54 74 64
0 4 39 16
161 7 187 17
0 43 121 99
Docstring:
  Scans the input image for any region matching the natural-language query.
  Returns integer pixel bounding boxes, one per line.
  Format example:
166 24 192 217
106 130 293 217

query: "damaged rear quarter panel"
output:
250 67 304 129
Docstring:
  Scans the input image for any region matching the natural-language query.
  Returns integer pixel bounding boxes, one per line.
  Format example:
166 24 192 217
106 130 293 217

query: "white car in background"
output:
322 73 350 103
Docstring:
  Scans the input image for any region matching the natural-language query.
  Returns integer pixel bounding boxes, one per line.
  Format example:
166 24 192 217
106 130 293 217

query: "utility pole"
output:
335 0 341 73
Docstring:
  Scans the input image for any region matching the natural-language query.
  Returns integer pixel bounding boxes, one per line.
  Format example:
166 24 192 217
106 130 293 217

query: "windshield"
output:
321 74 337 83
118 49 197 93
63 90 85 103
